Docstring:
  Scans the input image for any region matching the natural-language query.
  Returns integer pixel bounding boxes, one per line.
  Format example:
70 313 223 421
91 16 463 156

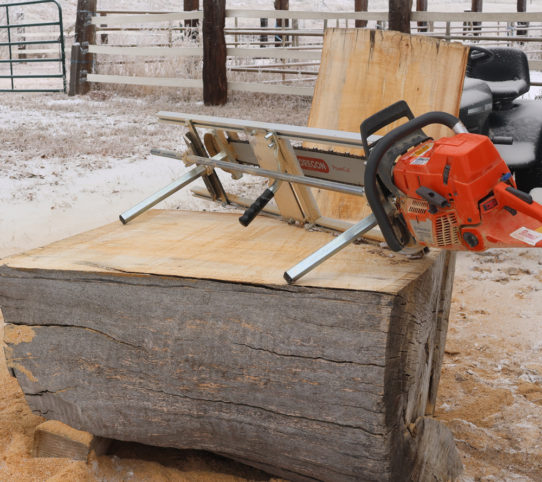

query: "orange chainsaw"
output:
284 101 542 283
361 100 542 254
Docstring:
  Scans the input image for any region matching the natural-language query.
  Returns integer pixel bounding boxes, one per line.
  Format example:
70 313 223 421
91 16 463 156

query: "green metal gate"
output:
0 0 66 92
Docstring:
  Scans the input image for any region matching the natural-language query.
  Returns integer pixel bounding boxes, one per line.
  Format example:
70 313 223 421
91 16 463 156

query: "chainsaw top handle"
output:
361 102 468 252
360 100 415 155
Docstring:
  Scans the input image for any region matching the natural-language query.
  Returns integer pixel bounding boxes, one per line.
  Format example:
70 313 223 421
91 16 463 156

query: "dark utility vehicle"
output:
459 46 542 192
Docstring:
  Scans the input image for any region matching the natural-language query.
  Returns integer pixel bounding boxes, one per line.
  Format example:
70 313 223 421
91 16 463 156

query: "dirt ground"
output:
1 89 542 481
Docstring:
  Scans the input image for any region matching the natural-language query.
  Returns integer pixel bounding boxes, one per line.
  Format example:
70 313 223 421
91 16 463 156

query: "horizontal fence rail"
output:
88 45 322 60
90 10 542 24
91 11 203 26
85 73 315 96
81 9 542 96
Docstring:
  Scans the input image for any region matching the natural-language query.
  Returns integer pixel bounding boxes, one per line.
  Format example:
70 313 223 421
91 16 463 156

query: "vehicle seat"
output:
467 47 530 105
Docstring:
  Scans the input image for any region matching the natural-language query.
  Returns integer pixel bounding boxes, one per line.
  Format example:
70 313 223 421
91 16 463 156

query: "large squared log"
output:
0 210 460 481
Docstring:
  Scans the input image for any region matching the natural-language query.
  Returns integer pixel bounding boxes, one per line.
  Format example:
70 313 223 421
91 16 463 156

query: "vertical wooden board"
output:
308 29 469 221
248 132 305 222
277 138 321 223
310 29 468 137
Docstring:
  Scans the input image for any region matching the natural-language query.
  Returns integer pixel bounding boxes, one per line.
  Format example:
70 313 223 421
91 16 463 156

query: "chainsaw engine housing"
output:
393 132 542 250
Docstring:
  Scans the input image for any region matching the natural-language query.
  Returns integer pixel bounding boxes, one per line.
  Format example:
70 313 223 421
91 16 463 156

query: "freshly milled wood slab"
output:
2 209 438 294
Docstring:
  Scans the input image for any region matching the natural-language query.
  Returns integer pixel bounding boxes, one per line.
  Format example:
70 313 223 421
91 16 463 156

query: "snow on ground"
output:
0 91 304 258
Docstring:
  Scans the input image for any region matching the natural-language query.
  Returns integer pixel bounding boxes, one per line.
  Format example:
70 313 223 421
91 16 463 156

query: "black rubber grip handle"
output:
491 136 513 145
239 188 275 227
506 186 533 204
360 100 415 155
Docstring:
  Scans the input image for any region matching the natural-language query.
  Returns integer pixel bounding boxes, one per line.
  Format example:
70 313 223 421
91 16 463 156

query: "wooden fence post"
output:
355 0 368 28
416 0 428 32
471 0 483 11
470 0 482 36
274 0 289 46
71 0 96 95
260 17 268 47
68 42 82 97
202 0 227 105
517 0 528 38
184 0 199 40
389 0 413 33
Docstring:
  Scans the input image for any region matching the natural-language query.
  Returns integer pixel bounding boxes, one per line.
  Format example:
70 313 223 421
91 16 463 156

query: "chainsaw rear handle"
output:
362 107 467 252
494 182 542 222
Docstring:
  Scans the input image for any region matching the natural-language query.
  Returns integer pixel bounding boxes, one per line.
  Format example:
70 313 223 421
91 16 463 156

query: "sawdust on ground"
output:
0 332 280 480
1 91 542 481
436 250 542 480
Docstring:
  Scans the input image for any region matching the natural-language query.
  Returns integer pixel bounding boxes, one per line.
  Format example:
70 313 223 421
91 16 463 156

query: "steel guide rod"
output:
119 165 207 224
283 214 378 284
185 153 365 196
150 146 365 196
156 111 377 151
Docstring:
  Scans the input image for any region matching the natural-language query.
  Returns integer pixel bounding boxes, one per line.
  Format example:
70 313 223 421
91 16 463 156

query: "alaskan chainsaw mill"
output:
120 100 542 283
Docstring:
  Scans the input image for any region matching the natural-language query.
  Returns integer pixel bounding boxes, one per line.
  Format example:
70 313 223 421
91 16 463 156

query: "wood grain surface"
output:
2 210 439 295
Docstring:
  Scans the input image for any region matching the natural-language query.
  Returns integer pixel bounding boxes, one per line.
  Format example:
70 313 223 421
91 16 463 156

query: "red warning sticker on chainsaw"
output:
481 197 498 212
510 227 542 246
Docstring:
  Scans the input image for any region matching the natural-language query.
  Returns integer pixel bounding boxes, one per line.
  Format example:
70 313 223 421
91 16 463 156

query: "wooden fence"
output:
71 9 542 98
